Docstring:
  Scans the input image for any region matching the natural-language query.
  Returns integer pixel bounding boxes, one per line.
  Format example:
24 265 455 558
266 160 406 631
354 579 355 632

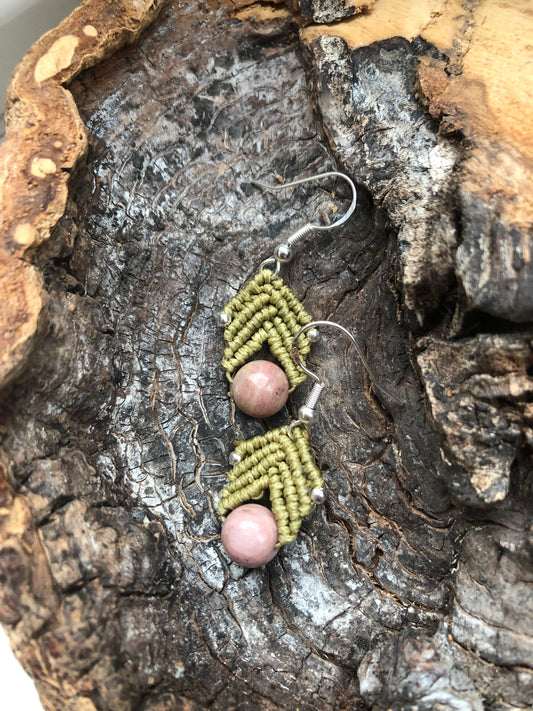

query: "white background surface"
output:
0 626 43 708
0 3 81 709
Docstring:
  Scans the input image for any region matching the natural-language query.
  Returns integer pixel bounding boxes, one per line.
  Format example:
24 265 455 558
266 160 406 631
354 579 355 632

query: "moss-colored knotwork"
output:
221 269 313 390
217 424 323 546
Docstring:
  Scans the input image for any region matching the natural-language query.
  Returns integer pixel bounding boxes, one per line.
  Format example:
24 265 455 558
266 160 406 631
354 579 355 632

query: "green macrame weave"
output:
221 269 313 390
218 424 323 546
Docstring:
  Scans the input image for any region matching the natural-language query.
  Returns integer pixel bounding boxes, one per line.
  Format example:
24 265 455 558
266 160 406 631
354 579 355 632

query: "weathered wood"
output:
302 0 533 322
0 1 532 710
0 0 165 388
289 0 373 23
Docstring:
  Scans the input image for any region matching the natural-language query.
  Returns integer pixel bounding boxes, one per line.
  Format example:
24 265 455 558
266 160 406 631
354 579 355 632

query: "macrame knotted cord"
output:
217 424 323 546
221 269 313 390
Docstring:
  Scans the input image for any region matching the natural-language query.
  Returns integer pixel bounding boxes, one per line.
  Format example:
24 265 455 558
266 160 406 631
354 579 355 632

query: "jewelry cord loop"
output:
258 256 281 275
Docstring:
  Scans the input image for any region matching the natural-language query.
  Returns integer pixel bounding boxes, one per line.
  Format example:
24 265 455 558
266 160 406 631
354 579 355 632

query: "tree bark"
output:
0 1 531 710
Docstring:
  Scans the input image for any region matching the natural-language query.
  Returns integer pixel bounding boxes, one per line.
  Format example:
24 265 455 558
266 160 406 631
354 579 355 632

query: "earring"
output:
218 171 357 418
216 172 357 567
218 320 403 568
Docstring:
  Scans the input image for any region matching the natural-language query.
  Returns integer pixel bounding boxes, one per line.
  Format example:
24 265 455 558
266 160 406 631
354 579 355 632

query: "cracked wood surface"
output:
0 1 532 710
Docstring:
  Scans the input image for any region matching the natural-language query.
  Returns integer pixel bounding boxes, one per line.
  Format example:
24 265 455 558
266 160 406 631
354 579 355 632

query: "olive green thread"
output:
217 424 323 546
221 269 313 390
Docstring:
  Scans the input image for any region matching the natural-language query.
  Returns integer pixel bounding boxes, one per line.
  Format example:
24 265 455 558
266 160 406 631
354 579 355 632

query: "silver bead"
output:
311 487 325 504
298 405 315 423
275 243 292 262
218 312 231 327
306 327 319 342
228 451 241 465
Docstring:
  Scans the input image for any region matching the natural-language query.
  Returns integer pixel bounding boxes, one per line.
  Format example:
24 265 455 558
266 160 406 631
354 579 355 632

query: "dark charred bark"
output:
0 1 531 710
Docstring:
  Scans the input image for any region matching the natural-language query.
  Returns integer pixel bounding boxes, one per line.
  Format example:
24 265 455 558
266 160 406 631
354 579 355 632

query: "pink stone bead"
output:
221 504 279 568
230 360 289 417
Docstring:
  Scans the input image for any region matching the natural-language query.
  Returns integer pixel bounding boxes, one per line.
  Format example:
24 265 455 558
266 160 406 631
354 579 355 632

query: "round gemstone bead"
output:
221 504 279 568
231 360 289 417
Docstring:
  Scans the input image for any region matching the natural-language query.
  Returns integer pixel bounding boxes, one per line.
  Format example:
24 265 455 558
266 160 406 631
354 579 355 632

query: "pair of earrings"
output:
216 172 399 567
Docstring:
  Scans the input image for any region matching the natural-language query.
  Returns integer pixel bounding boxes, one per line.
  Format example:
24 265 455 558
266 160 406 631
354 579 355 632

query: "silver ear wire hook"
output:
289 320 404 430
251 171 357 267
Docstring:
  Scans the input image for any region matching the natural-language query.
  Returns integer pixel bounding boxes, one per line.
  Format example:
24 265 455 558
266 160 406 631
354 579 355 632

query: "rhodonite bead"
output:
221 504 279 567
230 360 289 417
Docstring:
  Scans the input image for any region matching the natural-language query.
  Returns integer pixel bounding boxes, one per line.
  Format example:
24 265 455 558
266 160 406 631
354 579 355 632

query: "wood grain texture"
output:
301 0 533 321
0 0 165 388
0 1 531 710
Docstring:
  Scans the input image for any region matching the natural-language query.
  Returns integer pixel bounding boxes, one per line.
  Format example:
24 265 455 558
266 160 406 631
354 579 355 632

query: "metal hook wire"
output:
251 171 357 232
251 171 357 267
291 320 404 420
